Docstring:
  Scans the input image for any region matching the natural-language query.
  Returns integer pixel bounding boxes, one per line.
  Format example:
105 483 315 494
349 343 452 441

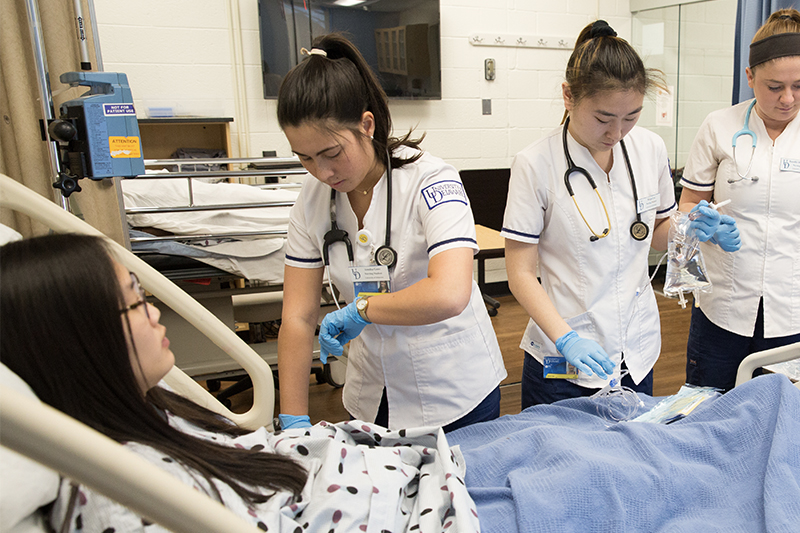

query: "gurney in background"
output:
123 157 346 402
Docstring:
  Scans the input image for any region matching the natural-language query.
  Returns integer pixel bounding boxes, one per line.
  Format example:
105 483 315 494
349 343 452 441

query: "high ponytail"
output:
277 32 423 169
562 20 666 122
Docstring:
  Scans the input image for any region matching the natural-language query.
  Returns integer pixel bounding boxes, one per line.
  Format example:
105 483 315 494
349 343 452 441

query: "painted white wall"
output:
93 0 634 170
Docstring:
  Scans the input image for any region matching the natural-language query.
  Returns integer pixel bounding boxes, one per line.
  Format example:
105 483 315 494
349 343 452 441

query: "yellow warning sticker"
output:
109 136 141 158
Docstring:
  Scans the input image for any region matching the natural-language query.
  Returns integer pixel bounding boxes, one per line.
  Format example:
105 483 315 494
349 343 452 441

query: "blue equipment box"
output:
58 72 145 179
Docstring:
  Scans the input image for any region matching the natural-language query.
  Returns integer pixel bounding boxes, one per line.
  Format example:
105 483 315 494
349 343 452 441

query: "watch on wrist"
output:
356 296 371 322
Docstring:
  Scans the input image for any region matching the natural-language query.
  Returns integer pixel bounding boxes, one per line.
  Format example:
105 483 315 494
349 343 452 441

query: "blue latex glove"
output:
555 330 615 379
278 414 311 430
708 214 741 252
688 200 721 242
318 300 370 363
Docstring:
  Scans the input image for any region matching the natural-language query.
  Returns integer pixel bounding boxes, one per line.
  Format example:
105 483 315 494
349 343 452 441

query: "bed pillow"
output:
0 363 60 532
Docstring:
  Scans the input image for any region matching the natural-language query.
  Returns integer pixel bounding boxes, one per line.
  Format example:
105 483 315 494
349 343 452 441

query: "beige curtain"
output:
0 0 125 244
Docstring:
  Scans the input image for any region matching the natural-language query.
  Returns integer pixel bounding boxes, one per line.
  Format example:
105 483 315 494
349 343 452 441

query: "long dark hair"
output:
562 20 666 123
0 234 306 507
277 32 423 169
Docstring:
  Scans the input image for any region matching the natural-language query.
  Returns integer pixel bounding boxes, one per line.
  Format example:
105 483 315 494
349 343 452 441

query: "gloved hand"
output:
278 414 311 430
318 300 370 363
708 215 741 252
689 201 741 252
688 200 721 242
555 330 615 379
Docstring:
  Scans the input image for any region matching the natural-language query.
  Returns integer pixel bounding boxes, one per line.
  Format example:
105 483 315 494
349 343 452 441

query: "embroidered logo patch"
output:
422 181 468 210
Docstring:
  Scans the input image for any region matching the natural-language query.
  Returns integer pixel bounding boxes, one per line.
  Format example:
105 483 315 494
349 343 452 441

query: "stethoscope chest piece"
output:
374 245 397 268
630 220 649 241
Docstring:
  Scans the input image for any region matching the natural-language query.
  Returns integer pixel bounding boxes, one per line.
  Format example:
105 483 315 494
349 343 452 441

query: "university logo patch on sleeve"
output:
421 180 468 210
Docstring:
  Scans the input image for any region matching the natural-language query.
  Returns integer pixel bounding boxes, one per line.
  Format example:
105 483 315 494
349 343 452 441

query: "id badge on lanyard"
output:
350 265 391 297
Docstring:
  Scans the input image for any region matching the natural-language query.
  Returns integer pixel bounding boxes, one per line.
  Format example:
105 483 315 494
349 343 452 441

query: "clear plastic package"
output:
663 210 712 308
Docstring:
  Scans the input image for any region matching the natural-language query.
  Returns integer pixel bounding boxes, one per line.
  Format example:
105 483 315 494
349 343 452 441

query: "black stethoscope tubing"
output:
323 150 397 268
562 117 649 242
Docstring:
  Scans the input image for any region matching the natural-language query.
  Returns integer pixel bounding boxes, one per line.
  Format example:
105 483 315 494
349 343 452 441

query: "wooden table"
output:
475 224 505 315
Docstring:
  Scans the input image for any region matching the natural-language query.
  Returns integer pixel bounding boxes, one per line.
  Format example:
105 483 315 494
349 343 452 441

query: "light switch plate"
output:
485 58 496 80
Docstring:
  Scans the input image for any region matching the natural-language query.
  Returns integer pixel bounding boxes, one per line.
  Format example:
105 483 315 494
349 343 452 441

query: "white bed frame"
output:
1 173 798 532
735 341 800 389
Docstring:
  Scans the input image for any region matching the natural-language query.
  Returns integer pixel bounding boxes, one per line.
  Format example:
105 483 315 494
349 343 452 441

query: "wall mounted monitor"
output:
258 0 441 99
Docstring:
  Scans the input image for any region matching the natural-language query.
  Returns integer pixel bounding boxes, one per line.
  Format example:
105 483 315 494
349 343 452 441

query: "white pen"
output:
710 199 731 210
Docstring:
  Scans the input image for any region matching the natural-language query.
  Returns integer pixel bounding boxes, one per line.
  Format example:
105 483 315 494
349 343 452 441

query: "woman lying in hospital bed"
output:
2 233 800 532
0 233 478 533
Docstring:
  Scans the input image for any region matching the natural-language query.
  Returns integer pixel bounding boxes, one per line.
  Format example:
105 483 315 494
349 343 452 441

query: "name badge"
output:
350 265 391 297
637 193 660 214
780 158 800 173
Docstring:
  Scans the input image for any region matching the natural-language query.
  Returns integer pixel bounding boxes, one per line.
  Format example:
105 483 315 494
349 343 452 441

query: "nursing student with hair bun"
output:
679 8 800 392
275 33 506 432
503 20 677 407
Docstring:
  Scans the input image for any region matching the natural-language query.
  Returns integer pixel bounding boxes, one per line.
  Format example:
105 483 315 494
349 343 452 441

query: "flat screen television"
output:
258 0 441 99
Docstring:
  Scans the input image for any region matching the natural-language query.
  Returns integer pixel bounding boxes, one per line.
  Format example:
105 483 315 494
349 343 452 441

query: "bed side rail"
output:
735 341 800 387
0 385 264 533
0 174 274 430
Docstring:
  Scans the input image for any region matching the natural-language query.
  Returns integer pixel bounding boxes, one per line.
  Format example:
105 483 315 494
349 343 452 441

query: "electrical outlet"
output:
485 58 496 80
482 99 492 115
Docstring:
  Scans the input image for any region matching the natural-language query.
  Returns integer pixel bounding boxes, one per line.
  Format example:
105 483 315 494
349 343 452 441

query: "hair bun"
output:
590 20 617 38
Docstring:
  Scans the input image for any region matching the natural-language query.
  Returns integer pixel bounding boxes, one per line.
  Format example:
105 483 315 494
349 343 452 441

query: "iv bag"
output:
663 210 712 307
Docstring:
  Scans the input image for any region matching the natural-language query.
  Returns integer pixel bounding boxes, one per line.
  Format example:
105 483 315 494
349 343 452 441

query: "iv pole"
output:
24 0 70 211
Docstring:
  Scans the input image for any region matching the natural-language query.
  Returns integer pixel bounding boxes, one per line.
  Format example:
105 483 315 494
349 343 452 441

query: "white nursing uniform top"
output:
680 99 800 338
502 125 677 388
285 147 507 429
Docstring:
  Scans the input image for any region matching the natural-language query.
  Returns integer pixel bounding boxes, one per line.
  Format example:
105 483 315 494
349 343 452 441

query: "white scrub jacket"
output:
285 147 507 429
502 125 677 388
681 99 800 338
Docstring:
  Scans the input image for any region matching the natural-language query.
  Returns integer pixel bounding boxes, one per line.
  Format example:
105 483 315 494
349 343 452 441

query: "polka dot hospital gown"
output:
50 415 481 533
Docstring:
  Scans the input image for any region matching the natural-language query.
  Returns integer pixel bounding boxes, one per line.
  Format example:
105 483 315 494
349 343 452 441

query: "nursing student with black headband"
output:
275 34 506 432
679 8 800 392
502 20 677 407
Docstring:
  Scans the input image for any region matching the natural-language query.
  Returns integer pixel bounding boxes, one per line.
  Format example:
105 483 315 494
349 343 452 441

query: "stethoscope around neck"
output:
562 116 649 242
322 150 397 269
729 99 759 184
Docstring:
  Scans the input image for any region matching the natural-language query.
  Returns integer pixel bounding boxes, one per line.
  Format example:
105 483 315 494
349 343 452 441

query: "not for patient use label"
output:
103 103 136 116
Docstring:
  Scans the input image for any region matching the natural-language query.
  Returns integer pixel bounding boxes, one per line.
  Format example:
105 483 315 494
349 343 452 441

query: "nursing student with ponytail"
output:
275 34 506 432
679 8 800 392
503 21 677 407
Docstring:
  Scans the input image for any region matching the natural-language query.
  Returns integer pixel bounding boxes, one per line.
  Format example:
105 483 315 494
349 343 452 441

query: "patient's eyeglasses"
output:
119 272 150 320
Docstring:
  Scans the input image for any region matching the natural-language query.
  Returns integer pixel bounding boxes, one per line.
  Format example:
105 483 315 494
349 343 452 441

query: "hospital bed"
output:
2 174 800 532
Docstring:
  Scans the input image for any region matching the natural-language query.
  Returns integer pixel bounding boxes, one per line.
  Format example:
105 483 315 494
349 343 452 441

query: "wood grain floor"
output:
224 277 694 424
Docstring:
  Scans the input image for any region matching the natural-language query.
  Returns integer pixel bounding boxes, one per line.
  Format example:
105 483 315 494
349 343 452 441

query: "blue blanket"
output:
448 374 800 533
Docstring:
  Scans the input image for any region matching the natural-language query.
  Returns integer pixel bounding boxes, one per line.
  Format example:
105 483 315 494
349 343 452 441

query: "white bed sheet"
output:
123 178 301 283
122 177 299 235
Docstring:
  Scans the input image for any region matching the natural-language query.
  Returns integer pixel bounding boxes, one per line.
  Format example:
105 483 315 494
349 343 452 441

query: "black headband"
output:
590 20 617 39
749 32 800 68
